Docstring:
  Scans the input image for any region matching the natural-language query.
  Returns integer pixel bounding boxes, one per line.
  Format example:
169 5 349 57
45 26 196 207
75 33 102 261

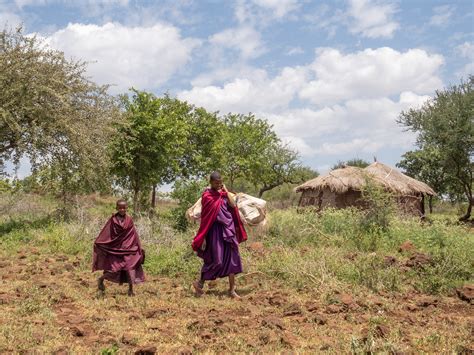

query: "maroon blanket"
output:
92 214 145 284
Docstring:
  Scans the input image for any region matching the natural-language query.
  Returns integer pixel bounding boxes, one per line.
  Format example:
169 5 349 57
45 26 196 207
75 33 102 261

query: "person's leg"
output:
97 274 106 293
228 274 241 299
192 277 205 296
126 272 134 296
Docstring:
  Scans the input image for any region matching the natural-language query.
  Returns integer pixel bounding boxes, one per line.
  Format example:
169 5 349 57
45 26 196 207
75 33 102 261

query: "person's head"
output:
116 199 128 216
209 171 222 190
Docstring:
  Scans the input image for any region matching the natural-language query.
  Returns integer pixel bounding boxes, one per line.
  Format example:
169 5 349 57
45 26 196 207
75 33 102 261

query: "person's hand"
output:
221 184 228 192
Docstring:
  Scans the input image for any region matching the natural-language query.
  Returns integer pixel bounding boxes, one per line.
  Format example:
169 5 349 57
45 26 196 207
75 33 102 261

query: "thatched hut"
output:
364 162 436 216
295 166 369 210
295 162 436 216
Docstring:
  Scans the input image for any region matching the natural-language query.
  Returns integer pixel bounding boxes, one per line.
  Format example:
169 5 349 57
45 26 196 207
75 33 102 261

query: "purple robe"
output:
197 197 243 280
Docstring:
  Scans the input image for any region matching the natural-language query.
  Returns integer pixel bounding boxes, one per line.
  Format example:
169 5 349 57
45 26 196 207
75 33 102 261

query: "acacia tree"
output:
251 143 315 197
110 91 222 212
397 76 474 220
397 147 447 213
0 27 117 208
110 91 187 212
218 114 279 189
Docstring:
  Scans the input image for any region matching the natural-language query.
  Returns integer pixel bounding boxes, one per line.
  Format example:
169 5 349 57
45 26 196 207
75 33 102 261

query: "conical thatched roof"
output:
295 166 368 193
295 162 436 196
364 162 436 196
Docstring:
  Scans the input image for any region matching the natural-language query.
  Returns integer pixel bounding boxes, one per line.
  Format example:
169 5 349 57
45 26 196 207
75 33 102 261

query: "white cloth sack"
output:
186 192 267 226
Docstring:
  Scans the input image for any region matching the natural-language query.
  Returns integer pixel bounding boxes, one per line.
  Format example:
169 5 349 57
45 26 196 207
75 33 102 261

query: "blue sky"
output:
1 0 473 177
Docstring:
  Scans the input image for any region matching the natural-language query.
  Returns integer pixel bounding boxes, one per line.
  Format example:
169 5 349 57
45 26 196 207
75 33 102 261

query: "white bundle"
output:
186 192 267 227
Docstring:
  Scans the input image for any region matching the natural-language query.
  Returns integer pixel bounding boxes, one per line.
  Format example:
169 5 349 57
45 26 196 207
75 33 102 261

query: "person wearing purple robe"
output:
93 199 145 296
192 172 248 298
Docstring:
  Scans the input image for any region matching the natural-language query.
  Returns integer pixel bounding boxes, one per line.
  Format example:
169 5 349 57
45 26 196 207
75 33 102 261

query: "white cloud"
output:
315 138 382 155
0 11 22 29
264 106 346 140
303 4 344 39
429 5 455 27
179 46 440 159
300 47 443 105
271 92 428 157
179 66 307 113
286 46 304 56
251 0 299 19
209 26 265 60
234 0 299 25
282 136 315 157
456 41 474 78
42 22 200 93
456 41 474 59
347 0 399 38
14 0 129 9
266 91 429 156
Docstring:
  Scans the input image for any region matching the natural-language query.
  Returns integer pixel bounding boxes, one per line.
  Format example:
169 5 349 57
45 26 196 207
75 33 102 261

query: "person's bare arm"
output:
222 184 237 207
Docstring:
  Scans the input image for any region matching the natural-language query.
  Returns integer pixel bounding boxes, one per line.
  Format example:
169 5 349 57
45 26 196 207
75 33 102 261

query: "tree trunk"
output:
151 184 157 209
258 183 281 198
428 195 433 214
420 194 425 216
133 187 140 214
459 196 472 221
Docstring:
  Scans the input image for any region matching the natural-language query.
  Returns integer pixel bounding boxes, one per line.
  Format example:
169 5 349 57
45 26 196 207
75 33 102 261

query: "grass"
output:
0 192 473 352
1 194 472 295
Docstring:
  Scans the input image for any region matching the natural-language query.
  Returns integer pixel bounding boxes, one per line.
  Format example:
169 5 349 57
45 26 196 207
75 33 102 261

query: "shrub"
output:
170 179 207 231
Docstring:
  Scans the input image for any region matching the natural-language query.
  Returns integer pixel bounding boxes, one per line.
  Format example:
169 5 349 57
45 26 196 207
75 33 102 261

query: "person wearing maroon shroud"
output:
93 199 145 296
192 172 248 298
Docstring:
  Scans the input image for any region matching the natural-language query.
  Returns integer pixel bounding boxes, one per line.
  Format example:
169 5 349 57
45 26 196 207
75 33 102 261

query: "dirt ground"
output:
0 247 472 354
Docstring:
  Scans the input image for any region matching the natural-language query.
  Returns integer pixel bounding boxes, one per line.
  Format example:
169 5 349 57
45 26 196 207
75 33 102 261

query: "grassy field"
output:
0 193 473 353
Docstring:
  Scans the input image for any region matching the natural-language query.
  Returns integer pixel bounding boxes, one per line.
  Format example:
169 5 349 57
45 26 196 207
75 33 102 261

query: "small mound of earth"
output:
456 285 474 304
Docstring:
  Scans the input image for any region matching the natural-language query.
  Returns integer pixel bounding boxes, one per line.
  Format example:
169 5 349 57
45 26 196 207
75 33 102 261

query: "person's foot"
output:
97 278 105 293
192 281 204 297
127 289 135 297
228 289 241 299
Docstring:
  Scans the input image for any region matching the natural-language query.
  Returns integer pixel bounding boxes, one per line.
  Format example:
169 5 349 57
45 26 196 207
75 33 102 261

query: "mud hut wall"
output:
298 189 322 207
320 188 337 209
335 189 363 208
396 194 424 217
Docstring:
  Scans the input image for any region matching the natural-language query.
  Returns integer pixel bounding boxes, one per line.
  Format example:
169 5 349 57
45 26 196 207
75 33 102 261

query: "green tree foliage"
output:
252 143 316 197
110 90 186 212
397 76 474 220
216 113 309 195
110 90 222 213
217 113 279 188
0 27 118 209
397 147 447 213
332 158 370 170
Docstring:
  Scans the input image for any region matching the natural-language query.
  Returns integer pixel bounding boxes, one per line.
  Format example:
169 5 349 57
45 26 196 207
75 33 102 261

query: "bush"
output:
170 179 207 231
359 176 395 234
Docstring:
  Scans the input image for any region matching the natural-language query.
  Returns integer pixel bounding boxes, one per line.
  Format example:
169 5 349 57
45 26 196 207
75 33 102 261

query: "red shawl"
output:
92 214 144 272
191 188 247 251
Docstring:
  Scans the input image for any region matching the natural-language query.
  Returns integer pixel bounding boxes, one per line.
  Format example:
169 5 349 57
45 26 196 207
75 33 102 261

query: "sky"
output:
1 0 473 178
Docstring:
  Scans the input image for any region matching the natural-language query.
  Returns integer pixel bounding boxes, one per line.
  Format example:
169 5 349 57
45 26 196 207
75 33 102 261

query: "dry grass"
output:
0 194 472 353
365 162 436 196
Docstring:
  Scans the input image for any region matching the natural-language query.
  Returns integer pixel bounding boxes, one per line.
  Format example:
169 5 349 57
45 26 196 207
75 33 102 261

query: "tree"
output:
251 143 316 197
110 91 222 213
0 27 118 209
110 91 186 212
218 113 279 189
332 158 370 170
397 147 447 213
397 76 474 220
